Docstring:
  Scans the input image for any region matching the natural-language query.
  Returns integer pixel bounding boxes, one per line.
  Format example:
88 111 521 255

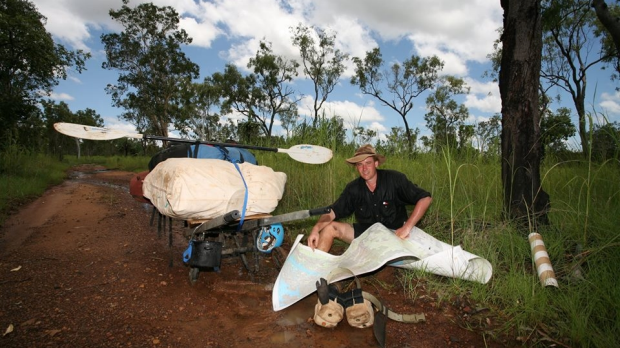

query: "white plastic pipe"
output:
528 232 559 288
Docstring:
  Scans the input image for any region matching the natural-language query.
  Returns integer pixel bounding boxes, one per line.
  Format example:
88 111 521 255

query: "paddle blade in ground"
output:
280 145 332 164
54 122 143 140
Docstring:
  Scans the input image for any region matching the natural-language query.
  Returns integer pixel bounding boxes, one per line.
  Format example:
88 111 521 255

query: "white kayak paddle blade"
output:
54 122 143 140
279 144 333 164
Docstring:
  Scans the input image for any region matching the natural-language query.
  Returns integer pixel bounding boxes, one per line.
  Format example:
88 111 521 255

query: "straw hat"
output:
345 144 386 166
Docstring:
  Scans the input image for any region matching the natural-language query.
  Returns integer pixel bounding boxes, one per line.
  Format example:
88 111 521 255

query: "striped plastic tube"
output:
528 233 559 288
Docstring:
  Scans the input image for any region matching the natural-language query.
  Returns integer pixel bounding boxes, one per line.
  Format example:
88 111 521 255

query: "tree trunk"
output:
592 0 620 61
499 0 550 229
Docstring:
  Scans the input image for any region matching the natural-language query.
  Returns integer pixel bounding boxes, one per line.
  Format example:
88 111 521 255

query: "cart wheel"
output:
189 267 200 285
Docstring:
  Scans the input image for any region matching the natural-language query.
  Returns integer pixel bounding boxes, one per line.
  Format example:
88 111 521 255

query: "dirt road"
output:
0 166 514 347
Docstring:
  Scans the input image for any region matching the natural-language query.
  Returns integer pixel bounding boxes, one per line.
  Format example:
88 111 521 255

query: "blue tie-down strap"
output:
232 161 248 230
183 240 193 263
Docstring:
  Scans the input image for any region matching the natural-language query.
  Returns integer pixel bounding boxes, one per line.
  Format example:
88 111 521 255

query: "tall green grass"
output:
263 147 619 347
0 146 69 225
1 146 618 346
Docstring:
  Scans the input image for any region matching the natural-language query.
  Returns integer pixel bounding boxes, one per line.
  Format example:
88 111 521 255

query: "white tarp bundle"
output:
272 224 492 311
143 158 287 220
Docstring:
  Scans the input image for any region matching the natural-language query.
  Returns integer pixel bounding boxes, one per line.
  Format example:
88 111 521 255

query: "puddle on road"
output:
270 330 297 344
276 296 314 326
69 168 130 192
272 297 314 344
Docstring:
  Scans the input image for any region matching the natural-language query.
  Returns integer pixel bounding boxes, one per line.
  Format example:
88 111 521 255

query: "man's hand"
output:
394 226 410 239
307 211 336 251
307 230 319 250
396 196 432 239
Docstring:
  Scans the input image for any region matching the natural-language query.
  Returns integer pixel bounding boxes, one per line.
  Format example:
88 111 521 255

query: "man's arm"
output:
395 196 432 239
307 210 336 250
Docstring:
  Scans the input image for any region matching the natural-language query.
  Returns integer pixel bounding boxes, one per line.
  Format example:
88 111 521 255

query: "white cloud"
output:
599 91 620 115
68 76 82 84
104 118 140 134
179 17 221 48
309 0 502 66
30 0 506 136
49 92 74 101
298 96 384 128
463 78 501 114
368 121 387 134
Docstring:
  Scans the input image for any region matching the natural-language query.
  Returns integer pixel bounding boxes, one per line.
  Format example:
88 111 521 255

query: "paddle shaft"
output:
140 134 279 153
53 122 333 163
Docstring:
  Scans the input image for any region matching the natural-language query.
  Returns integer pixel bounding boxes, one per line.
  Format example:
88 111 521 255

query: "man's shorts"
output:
353 223 373 238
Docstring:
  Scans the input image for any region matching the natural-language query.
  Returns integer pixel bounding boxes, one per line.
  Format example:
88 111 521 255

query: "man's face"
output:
355 157 378 180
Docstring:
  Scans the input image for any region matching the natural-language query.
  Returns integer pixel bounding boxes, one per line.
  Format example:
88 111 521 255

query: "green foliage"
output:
592 0 620 80
541 0 610 156
591 121 620 161
0 0 90 148
474 114 501 156
178 77 223 140
290 24 349 126
376 127 419 155
101 0 199 139
42 100 105 158
245 41 300 138
351 47 444 152
213 43 300 141
541 106 577 156
289 116 347 150
424 76 470 153
0 147 68 225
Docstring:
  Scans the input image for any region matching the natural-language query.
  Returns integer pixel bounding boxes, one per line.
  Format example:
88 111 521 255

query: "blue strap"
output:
183 240 193 263
214 145 248 229
232 161 249 230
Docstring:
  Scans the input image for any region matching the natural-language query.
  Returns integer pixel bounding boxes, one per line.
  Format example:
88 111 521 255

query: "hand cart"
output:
177 206 331 285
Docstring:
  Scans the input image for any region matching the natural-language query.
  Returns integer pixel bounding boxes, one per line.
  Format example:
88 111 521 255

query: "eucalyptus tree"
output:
180 77 223 141
0 0 89 147
101 0 199 140
541 0 613 156
351 47 443 153
247 41 300 139
291 24 349 127
474 114 501 155
423 76 470 153
500 0 550 227
215 41 299 140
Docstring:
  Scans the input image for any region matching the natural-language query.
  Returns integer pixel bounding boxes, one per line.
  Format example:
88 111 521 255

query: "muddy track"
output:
0 165 515 347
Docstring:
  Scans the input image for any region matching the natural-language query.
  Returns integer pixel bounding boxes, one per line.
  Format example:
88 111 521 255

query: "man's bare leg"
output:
316 221 355 252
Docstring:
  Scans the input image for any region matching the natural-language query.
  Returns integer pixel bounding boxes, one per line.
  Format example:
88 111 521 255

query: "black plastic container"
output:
188 240 223 268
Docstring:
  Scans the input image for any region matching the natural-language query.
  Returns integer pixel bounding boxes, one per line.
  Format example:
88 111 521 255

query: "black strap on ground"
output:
362 291 425 348
323 268 425 348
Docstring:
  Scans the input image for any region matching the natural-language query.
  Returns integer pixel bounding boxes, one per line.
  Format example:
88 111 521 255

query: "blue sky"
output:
31 0 620 146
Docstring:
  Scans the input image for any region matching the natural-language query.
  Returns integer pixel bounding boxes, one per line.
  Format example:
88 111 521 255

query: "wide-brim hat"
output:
345 144 386 166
